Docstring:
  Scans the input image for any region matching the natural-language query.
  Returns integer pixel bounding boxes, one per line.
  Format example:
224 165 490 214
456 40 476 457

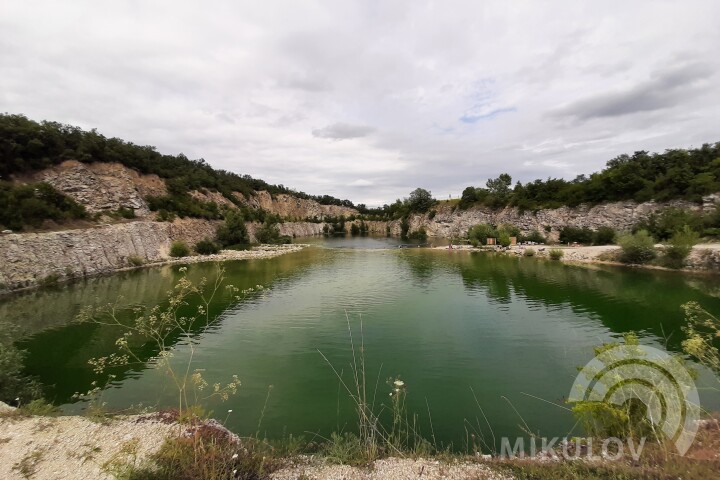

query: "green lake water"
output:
4 236 720 451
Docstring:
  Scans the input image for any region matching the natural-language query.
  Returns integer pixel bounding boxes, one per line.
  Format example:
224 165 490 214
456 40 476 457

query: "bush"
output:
498 232 511 247
255 220 291 244
169 241 190 258
617 230 656 264
216 210 249 247
592 226 616 245
127 255 144 266
524 248 536 257
115 207 136 219
156 209 176 222
194 239 220 255
0 181 87 231
548 248 564 260
407 227 427 241
350 223 360 236
468 223 498 245
400 217 410 239
0 322 42 403
662 225 699 268
637 207 703 241
559 226 593 244
520 229 545 244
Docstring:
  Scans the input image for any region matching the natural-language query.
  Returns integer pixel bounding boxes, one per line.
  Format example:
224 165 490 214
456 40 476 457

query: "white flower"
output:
228 409 233 413
233 469 237 474
232 453 238 459
393 380 405 387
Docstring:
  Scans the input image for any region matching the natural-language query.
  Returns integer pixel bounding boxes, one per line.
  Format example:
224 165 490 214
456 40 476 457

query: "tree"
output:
407 188 435 213
486 173 512 207
459 186 478 210
216 209 249 247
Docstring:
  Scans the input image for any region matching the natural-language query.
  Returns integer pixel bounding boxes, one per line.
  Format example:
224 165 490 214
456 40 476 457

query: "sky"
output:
2 1 719 206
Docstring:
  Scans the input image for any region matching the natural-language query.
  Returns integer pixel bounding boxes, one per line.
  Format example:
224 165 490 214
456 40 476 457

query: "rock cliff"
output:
33 160 167 216
399 197 716 240
0 219 219 291
235 191 357 220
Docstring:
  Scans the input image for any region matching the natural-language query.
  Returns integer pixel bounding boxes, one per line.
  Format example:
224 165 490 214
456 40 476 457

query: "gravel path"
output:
271 458 513 480
0 411 176 480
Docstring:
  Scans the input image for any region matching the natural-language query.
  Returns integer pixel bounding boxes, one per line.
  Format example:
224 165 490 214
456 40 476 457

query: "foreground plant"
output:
76 265 261 418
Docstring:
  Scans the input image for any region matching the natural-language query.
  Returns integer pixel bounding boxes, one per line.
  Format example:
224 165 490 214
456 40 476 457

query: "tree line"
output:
0 114 354 207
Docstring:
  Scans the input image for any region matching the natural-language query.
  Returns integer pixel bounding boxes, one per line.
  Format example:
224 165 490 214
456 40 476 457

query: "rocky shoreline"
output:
0 403 512 480
0 235 309 295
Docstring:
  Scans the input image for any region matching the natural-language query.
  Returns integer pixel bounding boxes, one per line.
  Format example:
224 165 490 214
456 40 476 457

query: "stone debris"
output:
271 457 514 480
0 414 177 480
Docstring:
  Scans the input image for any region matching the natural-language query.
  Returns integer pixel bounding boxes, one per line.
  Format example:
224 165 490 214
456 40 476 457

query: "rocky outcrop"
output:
33 160 166 216
402 198 716 240
246 221 325 242
0 219 326 292
236 191 357 220
0 219 219 291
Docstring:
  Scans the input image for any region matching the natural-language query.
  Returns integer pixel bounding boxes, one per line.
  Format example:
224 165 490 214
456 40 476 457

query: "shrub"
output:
156 209 176 222
350 223 360 236
0 322 42 403
408 227 427 241
400 217 410 239
216 210 249 247
0 181 87 231
468 223 498 245
637 207 703 241
548 248 564 260
524 248 536 257
592 226 616 245
520 229 545 244
194 239 220 255
127 255 144 267
255 220 290 244
662 225 699 268
617 230 656 264
559 226 593 244
115 207 136 219
169 241 190 258
428 210 436 220
498 232 511 247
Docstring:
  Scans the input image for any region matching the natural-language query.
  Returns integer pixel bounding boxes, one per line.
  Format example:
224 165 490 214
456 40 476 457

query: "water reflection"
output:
3 239 720 448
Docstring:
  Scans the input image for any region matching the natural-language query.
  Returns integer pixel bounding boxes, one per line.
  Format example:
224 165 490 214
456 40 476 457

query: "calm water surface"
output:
4 237 720 450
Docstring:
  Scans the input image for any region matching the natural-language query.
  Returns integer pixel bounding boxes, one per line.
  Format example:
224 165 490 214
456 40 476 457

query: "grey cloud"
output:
552 62 715 121
2 1 720 206
312 123 375 140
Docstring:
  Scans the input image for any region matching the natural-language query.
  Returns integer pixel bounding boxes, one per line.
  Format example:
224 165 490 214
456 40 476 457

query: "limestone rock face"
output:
0 219 329 292
34 160 166 216
406 199 710 240
236 191 357 220
0 219 218 291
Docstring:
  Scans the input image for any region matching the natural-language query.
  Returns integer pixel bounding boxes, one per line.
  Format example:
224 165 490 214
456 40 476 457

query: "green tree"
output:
618 230 656 264
407 188 435 213
216 210 249 247
663 225 699 268
486 173 512 206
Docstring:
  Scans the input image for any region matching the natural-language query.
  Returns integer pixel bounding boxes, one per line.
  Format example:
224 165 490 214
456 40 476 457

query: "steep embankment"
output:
393 196 719 241
1 161 345 292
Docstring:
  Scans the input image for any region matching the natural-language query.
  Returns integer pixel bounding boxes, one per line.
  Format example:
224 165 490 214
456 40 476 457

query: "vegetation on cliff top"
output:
457 144 720 211
3 113 720 225
0 181 87 231
0 114 354 208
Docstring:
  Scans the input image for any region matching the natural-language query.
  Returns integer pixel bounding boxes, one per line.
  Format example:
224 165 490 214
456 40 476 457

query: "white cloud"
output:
1 0 719 206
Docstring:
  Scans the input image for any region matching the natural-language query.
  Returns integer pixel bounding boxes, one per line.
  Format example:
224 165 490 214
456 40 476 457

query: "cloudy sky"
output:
2 1 719 206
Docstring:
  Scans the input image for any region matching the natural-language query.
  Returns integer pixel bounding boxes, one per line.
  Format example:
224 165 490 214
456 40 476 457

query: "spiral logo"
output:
568 344 700 455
